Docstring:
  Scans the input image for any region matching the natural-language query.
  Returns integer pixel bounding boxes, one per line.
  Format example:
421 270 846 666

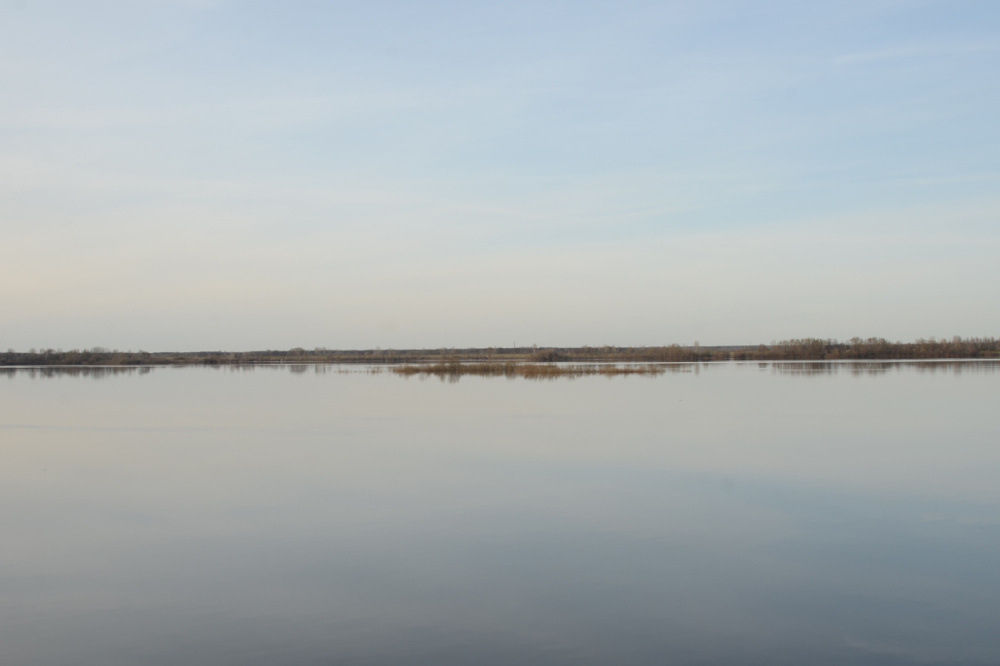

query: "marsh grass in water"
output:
391 361 667 381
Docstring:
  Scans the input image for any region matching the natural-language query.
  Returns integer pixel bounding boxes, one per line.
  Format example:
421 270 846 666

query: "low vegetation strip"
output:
391 361 667 380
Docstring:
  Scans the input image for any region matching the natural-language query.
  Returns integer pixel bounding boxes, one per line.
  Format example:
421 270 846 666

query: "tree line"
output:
2 337 997 366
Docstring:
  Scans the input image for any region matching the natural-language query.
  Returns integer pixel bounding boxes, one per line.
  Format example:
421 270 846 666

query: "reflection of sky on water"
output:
0 363 998 664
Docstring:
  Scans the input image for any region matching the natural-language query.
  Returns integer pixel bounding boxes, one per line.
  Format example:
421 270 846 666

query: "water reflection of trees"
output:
0 366 155 380
3 360 995 381
762 361 1000 376
0 364 352 380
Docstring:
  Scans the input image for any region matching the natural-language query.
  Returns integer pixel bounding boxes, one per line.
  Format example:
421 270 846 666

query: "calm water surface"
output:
1 362 999 665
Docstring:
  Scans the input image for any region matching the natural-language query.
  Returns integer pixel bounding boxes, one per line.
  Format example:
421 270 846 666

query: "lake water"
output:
1 361 999 665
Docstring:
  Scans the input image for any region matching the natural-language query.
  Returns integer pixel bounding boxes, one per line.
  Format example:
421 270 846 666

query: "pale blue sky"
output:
2 0 998 349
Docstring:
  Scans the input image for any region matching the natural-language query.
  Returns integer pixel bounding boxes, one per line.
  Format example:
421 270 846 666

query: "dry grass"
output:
391 361 667 381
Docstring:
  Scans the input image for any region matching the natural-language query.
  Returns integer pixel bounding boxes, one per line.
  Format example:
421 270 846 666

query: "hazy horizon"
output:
5 337 1000 356
2 1 998 350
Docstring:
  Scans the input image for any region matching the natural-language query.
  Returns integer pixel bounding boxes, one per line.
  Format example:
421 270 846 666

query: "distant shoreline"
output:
3 338 997 366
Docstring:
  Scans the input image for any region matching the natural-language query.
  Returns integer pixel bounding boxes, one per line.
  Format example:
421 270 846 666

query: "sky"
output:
1 0 998 351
